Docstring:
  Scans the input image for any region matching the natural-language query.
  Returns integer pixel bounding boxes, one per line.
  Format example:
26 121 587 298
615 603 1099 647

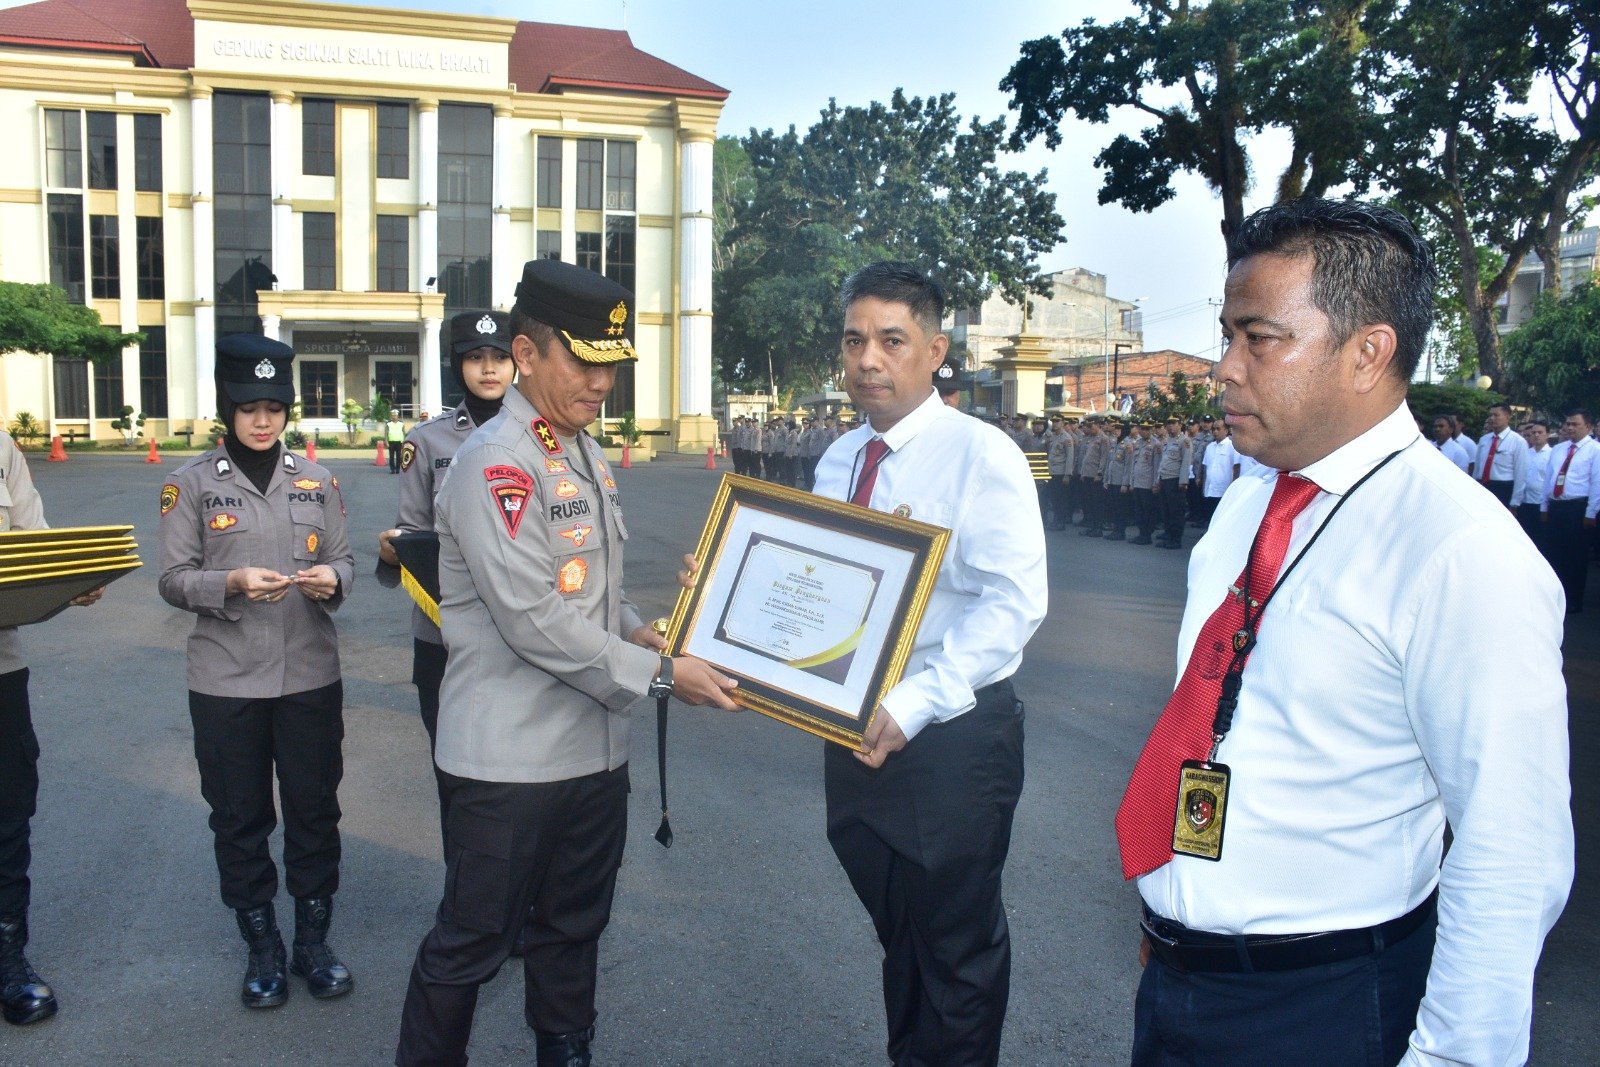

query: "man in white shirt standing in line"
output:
1116 197 1572 1066
814 262 1047 1067
1516 419 1554 548
1196 422 1239 526
1540 409 1599 615
1430 415 1471 471
1472 401 1528 507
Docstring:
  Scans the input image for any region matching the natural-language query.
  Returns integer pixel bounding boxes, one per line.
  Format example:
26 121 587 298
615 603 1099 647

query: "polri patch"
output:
159 484 179 515
557 557 587 594
400 442 416 471
306 532 319 555
209 512 239 531
554 478 580 499
559 522 593 548
532 418 562 455
292 478 322 491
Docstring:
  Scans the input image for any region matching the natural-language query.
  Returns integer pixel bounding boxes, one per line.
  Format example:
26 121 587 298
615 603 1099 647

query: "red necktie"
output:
1114 473 1324 880
1480 434 1499 484
1553 444 1575 499
851 437 890 507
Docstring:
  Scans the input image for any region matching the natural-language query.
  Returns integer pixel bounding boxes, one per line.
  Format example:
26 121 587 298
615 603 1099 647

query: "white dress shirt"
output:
1473 427 1527 499
1516 444 1552 507
1200 438 1238 498
812 391 1047 741
1138 402 1572 1067
1541 436 1600 518
1434 436 1470 472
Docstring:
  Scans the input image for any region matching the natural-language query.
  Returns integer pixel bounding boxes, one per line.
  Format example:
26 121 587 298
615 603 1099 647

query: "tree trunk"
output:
1462 282 1503 386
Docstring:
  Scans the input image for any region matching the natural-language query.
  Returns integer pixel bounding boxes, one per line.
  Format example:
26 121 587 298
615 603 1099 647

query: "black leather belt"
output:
1141 890 1436 974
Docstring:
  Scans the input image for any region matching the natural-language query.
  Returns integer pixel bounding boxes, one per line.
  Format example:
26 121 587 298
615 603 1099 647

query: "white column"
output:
678 135 714 417
418 101 438 289
270 91 294 288
491 105 512 308
191 88 216 423
421 316 442 416
261 313 282 342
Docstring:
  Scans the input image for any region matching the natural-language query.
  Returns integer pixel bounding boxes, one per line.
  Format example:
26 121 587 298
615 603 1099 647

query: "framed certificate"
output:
665 474 948 748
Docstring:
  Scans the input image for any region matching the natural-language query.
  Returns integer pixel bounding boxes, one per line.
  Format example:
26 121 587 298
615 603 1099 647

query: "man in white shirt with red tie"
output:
1472 401 1527 507
813 262 1046 1067
1116 197 1572 1066
1540 409 1599 615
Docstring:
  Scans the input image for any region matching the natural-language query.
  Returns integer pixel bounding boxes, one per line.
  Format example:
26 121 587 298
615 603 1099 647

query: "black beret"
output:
216 334 295 405
513 259 637 364
451 310 512 356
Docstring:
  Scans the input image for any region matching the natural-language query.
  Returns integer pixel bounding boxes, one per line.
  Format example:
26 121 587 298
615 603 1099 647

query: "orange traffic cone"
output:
620 443 632 469
704 445 716 471
306 437 318 462
47 435 67 462
145 438 160 464
374 440 387 467
215 435 223 449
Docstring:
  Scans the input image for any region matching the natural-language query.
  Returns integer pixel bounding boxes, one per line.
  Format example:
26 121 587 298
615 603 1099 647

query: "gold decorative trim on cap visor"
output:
561 330 638 364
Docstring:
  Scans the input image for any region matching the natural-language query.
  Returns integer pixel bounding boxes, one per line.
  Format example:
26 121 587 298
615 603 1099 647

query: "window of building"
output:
576 139 603 210
604 216 635 293
44 109 82 188
437 102 493 326
302 98 334 176
87 111 117 190
48 193 84 302
605 141 635 211
303 212 335 291
89 215 119 299
377 101 409 179
214 92 272 337
537 137 562 208
134 113 162 192
139 326 168 418
377 215 409 292
300 360 339 418
54 356 89 419
136 216 164 300
93 353 123 418
575 231 601 275
536 230 561 261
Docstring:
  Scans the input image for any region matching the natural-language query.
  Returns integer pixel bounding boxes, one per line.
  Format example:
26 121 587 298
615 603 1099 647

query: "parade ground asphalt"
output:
0 449 1595 1066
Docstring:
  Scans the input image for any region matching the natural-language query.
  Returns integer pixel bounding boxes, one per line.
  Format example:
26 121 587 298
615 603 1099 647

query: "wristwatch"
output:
648 655 674 700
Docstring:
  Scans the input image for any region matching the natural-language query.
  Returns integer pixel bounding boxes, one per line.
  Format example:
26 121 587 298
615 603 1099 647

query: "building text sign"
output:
195 19 507 89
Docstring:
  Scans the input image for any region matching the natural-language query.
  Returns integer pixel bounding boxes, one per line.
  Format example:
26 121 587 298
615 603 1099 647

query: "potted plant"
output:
340 398 364 445
7 412 43 448
110 405 146 447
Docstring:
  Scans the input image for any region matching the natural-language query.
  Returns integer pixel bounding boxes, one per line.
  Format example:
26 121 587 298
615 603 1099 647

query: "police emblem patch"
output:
209 512 239 531
476 314 496 335
254 359 276 380
558 557 588 594
559 523 593 548
606 300 628 336
492 484 529 538
603 476 616 489
160 484 179 515
292 478 322 491
893 504 912 518
400 442 416 472
306 532 319 555
554 479 579 499
544 458 568 474
1185 788 1217 833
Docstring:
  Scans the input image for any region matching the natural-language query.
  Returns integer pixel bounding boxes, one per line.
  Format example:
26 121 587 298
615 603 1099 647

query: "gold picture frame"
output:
666 474 948 748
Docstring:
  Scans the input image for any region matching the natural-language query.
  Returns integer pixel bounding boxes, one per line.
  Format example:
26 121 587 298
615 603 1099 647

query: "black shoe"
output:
1131 536 1153 545
235 904 288 1009
536 1025 595 1067
289 897 353 999
0 914 57 1026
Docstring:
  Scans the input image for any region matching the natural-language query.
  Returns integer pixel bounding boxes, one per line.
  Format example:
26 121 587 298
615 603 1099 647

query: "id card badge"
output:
1171 760 1231 861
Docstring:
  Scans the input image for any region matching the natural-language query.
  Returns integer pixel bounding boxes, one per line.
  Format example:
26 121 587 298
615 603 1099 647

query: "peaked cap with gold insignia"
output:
514 259 638 365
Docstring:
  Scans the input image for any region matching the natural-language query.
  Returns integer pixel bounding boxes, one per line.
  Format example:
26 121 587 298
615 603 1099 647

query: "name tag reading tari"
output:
1172 760 1230 861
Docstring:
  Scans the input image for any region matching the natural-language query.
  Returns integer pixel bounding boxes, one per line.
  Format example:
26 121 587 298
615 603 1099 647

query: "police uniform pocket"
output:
443 807 513 934
290 504 325 561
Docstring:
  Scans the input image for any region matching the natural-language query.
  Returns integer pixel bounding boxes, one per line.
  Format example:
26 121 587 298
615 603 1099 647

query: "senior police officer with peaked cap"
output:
395 260 738 1067
379 310 514 842
159 334 356 1009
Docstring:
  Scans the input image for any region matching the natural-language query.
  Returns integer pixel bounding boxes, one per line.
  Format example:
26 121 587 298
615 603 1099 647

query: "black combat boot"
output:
234 903 288 1008
289 897 353 999
0 913 57 1025
536 1026 594 1067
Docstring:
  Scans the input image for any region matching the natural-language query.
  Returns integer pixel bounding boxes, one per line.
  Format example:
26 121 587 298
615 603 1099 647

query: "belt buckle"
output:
1139 917 1179 951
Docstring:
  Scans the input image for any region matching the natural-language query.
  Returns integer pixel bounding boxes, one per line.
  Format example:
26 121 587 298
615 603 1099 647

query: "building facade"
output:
1498 226 1598 335
0 0 725 448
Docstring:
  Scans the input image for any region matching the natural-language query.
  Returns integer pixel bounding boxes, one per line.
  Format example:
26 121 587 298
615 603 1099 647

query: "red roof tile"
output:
0 1 725 102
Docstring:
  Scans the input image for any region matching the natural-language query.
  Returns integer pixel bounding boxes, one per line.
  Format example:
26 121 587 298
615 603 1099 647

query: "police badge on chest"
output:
1171 760 1230 861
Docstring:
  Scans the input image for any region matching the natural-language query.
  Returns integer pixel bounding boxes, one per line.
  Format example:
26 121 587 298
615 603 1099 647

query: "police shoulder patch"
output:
492 483 529 538
400 442 417 472
160 484 179 515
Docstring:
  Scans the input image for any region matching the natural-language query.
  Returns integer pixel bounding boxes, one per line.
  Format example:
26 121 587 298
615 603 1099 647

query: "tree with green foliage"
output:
715 90 1064 393
1142 372 1217 421
0 281 142 362
1405 382 1507 432
1502 280 1600 414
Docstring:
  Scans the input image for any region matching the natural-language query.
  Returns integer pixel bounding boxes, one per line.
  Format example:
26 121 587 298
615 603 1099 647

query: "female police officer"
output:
158 335 356 1008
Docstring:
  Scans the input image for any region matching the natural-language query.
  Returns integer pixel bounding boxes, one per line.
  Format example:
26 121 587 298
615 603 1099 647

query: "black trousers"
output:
1132 907 1435 1066
1080 480 1102 530
1133 487 1156 539
396 766 629 1067
1158 479 1185 544
189 681 344 910
1484 479 1514 506
1064 475 1082 525
414 638 451 851
0 669 36 916
1047 476 1068 527
1516 502 1546 552
825 681 1024 1067
1543 498 1591 612
390 443 403 472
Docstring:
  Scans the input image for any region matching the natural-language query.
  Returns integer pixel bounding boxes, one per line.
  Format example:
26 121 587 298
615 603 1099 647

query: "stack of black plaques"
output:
0 524 141 627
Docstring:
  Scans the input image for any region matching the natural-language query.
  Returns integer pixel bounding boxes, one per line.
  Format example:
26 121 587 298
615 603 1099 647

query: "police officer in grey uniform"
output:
395 260 737 1067
1154 416 1192 549
379 310 513 838
1079 417 1111 537
0 429 103 1026
1103 420 1133 540
1128 421 1159 544
1047 417 1075 530
159 335 356 1009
